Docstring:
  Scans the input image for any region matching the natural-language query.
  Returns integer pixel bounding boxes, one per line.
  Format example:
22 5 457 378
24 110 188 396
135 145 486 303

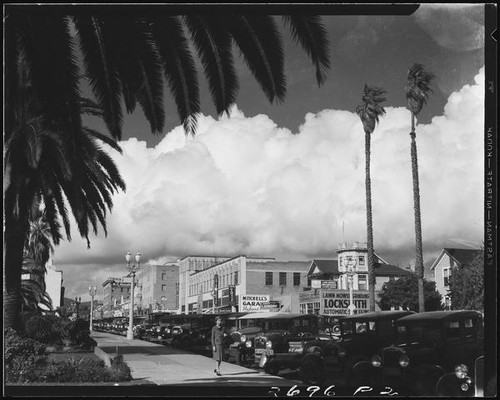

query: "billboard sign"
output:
321 290 369 315
240 295 271 312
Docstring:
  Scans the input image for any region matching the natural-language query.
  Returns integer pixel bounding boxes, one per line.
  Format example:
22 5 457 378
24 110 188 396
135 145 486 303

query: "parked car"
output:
355 310 484 396
298 310 415 386
134 323 155 340
232 312 321 370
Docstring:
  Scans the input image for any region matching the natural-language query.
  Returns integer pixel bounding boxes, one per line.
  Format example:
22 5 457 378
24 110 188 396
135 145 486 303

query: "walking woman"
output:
211 316 224 376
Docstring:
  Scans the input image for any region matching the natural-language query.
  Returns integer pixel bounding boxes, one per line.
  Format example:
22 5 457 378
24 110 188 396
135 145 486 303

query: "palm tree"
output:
405 63 435 313
4 72 126 330
356 85 387 312
5 8 330 139
20 207 55 312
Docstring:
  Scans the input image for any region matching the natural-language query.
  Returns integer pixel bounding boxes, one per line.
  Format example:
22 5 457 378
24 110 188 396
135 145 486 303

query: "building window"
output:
162 284 166 292
307 277 312 287
234 271 238 285
359 256 365 265
293 273 301 286
265 272 273 286
162 273 166 280
279 272 287 286
443 268 450 286
358 274 367 291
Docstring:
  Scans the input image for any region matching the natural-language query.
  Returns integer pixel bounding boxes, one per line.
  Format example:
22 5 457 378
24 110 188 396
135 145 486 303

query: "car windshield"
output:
396 321 442 342
341 320 378 336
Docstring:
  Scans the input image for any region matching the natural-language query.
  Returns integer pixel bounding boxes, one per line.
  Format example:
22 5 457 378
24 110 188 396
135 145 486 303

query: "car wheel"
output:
238 351 249 366
264 360 280 376
300 357 325 386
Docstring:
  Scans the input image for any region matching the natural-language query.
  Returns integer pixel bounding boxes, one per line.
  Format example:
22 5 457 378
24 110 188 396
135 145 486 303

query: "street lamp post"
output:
345 259 357 315
126 251 141 340
88 286 97 334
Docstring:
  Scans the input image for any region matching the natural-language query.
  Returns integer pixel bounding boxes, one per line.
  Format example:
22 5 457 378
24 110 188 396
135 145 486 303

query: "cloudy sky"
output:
51 4 486 301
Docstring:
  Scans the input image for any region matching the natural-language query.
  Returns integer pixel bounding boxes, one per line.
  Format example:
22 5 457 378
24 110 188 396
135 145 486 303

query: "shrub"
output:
5 328 47 383
67 318 91 345
108 354 133 381
24 314 68 344
73 358 109 382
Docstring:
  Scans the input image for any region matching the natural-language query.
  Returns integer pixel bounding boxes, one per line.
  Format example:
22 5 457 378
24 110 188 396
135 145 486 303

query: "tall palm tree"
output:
405 63 435 313
356 85 387 312
5 8 330 139
4 70 126 330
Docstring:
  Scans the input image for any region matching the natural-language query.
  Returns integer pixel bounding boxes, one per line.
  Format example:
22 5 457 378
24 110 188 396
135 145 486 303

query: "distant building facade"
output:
102 277 130 318
185 255 311 314
430 248 483 309
135 263 179 314
300 242 409 315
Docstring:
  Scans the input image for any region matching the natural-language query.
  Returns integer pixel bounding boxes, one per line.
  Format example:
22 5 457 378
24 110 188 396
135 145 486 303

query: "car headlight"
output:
371 354 382 368
240 335 247 343
399 354 410 368
455 364 468 379
338 349 346 358
246 340 252 348
266 340 273 349
461 377 472 391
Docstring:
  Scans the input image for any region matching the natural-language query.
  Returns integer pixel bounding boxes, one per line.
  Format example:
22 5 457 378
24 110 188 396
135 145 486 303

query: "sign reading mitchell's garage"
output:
299 290 370 315
240 295 272 312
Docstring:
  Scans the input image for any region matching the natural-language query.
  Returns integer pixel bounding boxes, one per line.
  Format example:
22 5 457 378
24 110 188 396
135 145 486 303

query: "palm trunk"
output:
410 113 425 313
365 131 376 311
4 211 28 331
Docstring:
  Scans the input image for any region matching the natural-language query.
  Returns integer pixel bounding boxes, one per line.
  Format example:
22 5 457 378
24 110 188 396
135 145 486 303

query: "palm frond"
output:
73 15 124 140
356 84 387 134
185 15 238 116
282 15 330 86
151 15 201 136
406 63 435 115
227 15 286 103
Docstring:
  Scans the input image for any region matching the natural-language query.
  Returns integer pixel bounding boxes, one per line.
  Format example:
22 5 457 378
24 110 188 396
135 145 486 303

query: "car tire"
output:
264 360 280 376
300 357 325 386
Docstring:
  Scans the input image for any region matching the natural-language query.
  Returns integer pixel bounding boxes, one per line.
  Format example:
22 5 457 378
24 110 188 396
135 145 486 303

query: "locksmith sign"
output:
299 290 369 315
322 290 369 315
240 295 271 312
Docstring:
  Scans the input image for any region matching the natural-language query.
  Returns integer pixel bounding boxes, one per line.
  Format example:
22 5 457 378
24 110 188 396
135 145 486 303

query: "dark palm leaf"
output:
151 15 201 136
15 12 83 140
406 63 435 116
73 14 124 140
282 15 330 85
227 15 286 103
185 15 238 116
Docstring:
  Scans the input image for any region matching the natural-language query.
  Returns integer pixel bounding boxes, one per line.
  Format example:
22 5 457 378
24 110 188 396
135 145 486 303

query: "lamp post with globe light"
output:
126 251 141 340
88 286 97 333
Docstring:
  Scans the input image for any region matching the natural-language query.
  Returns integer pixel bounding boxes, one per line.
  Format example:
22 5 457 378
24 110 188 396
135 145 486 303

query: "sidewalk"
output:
91 331 301 388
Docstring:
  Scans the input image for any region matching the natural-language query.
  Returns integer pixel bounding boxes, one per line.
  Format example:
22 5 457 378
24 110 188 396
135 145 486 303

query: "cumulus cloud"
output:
56 68 485 298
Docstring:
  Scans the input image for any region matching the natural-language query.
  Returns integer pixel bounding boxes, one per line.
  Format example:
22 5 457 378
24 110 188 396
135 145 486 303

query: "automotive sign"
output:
240 295 271 312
